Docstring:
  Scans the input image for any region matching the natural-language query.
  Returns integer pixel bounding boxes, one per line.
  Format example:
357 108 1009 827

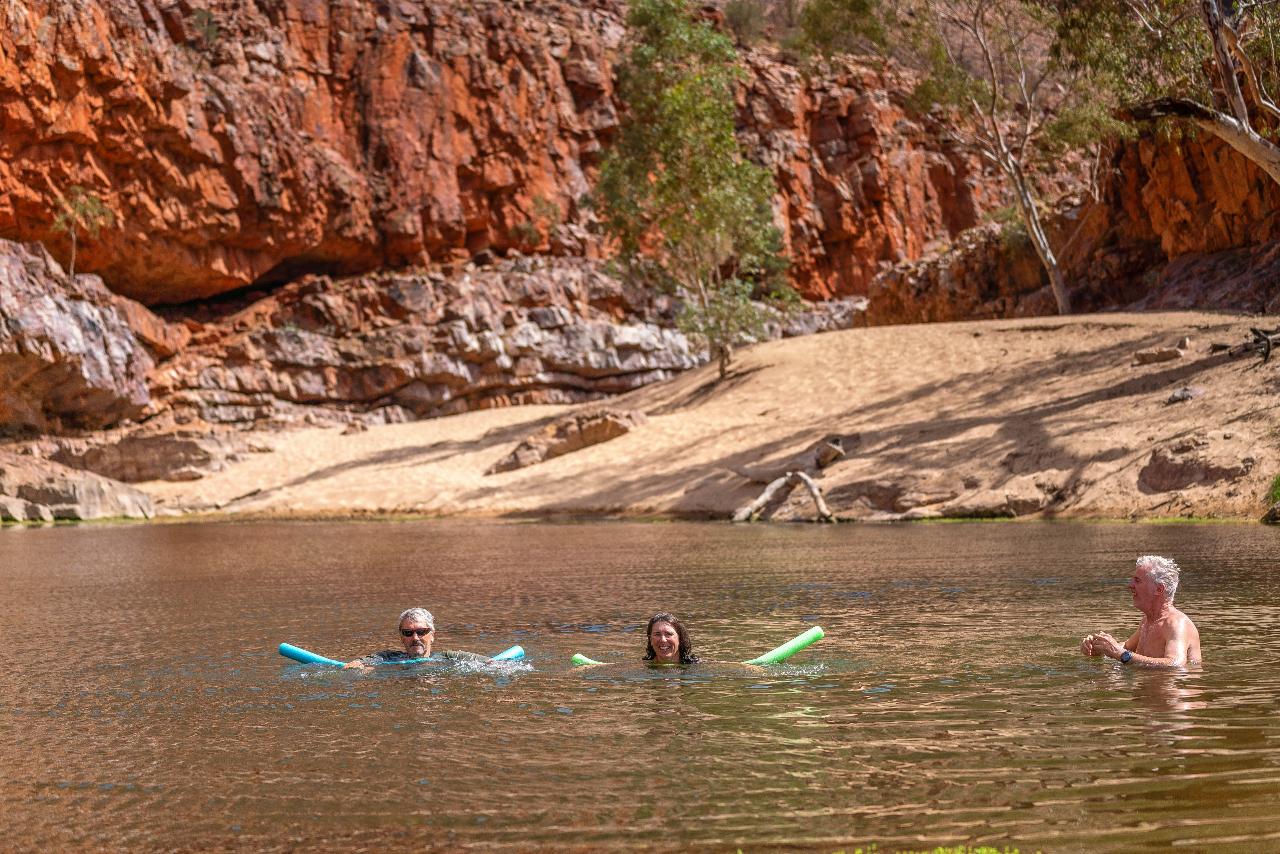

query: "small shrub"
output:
531 195 562 231
1267 473 1280 505
191 9 220 46
988 205 1030 253
51 185 114 278
724 0 767 45
510 220 541 248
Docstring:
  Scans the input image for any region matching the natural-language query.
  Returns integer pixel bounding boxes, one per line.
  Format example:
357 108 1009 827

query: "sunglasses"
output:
401 628 433 638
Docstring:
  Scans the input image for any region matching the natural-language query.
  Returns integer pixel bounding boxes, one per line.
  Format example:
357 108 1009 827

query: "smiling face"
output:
648 620 681 664
399 618 434 657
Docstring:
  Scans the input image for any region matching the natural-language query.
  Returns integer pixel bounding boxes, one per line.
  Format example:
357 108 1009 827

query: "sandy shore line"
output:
140 312 1280 522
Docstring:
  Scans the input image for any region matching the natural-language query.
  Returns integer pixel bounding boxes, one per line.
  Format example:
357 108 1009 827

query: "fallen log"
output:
1213 327 1280 363
733 470 834 523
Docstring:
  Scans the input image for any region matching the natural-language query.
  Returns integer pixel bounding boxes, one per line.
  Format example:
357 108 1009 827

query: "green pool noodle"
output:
741 625 824 665
570 626 824 667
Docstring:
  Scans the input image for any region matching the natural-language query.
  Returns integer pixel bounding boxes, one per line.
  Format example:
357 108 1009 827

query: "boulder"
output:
1132 346 1184 366
50 432 241 482
0 453 153 520
487 409 648 474
0 241 153 431
1166 386 1204 404
941 474 1056 518
1138 436 1256 492
0 495 53 523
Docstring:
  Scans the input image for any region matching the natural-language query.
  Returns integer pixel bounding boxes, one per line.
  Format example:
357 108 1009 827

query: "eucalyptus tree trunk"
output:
999 150 1071 314
1201 0 1250 125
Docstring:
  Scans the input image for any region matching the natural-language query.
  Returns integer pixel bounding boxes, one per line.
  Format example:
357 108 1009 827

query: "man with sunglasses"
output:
344 607 488 668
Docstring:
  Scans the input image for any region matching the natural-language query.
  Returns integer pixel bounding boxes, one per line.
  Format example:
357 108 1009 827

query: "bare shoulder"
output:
1176 607 1203 664
1174 607 1199 635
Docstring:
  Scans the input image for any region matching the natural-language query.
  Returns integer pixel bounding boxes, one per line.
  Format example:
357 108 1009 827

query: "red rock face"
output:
739 56 998 300
3 0 1275 336
0 0 1004 306
0 0 627 304
866 127 1280 324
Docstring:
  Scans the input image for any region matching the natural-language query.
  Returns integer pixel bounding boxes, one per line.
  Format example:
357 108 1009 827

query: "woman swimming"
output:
643 612 700 665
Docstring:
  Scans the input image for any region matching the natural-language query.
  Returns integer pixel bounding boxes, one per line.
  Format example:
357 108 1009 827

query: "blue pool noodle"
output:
278 642 525 667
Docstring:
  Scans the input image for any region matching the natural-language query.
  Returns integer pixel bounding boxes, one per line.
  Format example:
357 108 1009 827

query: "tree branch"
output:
1128 97 1280 184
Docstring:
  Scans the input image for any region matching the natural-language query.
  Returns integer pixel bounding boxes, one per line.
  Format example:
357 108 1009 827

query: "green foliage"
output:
789 0 886 59
902 30 989 116
724 0 768 46
1267 473 1280 506
531 195 562 231
987 204 1030 252
191 8 220 47
510 220 541 248
596 0 793 378
1054 0 1280 114
51 185 114 278
510 196 562 250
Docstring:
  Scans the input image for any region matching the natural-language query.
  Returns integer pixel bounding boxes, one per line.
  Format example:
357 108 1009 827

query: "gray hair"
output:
398 608 434 630
1137 555 1180 601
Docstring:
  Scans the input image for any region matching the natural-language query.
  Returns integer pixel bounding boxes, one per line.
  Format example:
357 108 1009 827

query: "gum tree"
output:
596 0 794 378
800 0 1127 315
1057 0 1280 185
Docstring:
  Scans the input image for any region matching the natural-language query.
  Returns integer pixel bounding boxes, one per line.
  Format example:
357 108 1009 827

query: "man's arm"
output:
1082 629 1138 657
1091 627 1187 669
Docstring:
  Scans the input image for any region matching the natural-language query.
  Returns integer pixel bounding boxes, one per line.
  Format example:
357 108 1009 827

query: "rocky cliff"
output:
1 0 997 306
869 132 1280 324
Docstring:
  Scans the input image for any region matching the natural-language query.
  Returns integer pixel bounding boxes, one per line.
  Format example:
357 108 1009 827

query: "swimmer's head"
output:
643 612 699 664
1136 555 1180 602
398 608 435 656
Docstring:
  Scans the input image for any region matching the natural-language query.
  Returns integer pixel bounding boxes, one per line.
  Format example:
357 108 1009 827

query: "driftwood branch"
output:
1210 326 1280 362
733 471 834 523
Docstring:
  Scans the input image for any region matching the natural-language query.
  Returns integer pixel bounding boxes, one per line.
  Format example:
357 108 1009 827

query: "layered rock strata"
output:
0 241 154 431
151 256 864 431
0 237 865 482
150 257 702 428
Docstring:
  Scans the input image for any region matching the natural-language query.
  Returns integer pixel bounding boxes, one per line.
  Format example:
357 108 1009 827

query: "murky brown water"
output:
2 520 1279 852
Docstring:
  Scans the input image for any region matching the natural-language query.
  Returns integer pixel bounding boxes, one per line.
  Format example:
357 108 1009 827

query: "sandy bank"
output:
140 312 1280 522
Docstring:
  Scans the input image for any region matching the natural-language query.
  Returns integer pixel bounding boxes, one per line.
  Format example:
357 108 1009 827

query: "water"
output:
1 520 1278 852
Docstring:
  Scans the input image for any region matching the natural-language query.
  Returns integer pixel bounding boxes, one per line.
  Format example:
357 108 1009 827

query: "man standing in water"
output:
1081 555 1202 668
344 608 489 668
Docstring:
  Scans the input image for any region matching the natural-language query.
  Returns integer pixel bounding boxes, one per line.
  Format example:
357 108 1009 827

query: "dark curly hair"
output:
643 612 699 664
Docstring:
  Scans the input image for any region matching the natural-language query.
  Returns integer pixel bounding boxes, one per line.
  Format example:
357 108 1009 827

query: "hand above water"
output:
1081 634 1100 657
1086 631 1125 660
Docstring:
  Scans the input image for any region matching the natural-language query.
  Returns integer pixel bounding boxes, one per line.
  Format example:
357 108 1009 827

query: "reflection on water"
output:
1 520 1279 851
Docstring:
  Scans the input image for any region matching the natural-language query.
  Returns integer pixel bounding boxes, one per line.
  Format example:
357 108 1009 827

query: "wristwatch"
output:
1120 650 1133 664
